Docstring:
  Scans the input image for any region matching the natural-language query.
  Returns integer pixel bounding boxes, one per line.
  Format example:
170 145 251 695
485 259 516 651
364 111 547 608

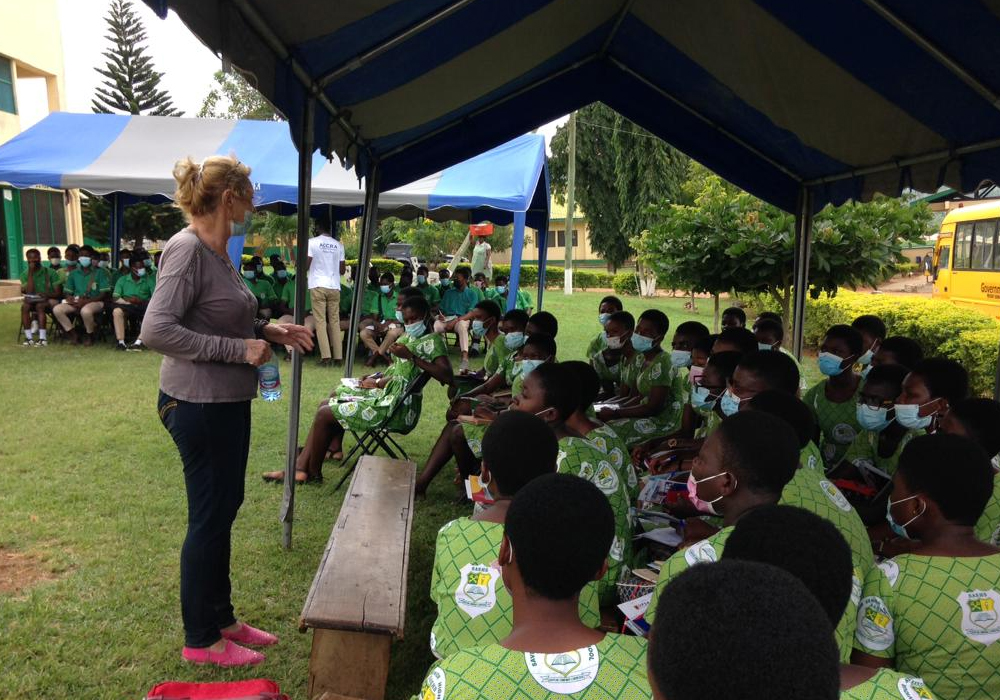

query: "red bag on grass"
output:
146 679 287 700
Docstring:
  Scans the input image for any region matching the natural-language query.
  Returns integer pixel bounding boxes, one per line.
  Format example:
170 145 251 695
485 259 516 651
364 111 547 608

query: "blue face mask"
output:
631 333 655 353
894 402 935 430
670 349 692 369
78 256 92 268
720 388 741 416
517 358 544 377
471 319 486 337
496 285 507 294
395 309 404 322
143 259 153 268
98 260 109 269
404 320 426 338
861 364 873 380
598 312 611 326
243 270 256 280
856 403 892 432
440 279 452 288
277 270 288 279
818 351 848 377
380 284 391 294
886 494 924 540
690 385 719 411
504 332 525 349
757 342 775 352
416 275 426 285
858 347 875 366
120 258 130 268
135 267 146 278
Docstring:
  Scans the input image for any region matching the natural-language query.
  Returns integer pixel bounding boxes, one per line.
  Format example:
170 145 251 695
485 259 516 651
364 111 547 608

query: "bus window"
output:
955 222 973 269
938 245 950 270
972 220 998 270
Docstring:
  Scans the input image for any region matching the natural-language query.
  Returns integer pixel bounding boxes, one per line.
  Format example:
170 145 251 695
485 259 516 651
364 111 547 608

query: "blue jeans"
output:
158 391 251 648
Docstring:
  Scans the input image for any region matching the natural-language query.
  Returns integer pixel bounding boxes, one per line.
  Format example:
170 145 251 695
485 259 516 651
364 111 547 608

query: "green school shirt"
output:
339 283 353 314
279 279 312 313
586 423 639 501
429 518 601 660
607 351 683 447
841 668 938 700
440 286 478 317
20 266 60 294
483 333 507 376
65 267 112 298
416 282 441 307
804 378 863 468
975 464 1000 545
843 430 922 479
113 274 155 301
243 277 276 304
486 287 532 311
557 436 633 605
414 633 650 700
646 527 735 626
360 282 382 315
855 553 1000 700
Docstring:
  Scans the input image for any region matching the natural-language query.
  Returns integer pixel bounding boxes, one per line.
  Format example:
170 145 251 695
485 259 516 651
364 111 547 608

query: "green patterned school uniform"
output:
801 440 824 471
429 518 601 660
413 633 650 700
975 461 1000 546
803 379 863 468
842 430 921 479
329 332 446 431
483 333 507 377
557 436 634 604
607 351 683 447
780 466 873 662
586 423 638 501
645 527 734 626
855 553 1000 700
693 408 722 440
842 668 938 700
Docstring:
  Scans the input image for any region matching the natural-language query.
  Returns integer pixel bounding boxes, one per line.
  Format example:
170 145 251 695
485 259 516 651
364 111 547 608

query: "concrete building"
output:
493 198 615 269
0 0 83 283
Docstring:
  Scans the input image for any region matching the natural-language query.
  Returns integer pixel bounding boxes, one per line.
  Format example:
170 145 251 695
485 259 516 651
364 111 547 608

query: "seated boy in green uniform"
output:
52 244 112 346
649 559 840 700
112 256 156 351
804 324 865 469
429 411 601 660
414 265 441 309
275 278 316 358
414 473 650 700
486 274 533 313
20 247 61 346
241 260 277 318
722 504 939 699
360 271 401 366
448 300 506 399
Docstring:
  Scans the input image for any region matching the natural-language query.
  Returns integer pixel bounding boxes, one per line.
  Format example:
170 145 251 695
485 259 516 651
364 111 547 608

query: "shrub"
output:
895 262 918 275
613 271 640 296
344 258 405 277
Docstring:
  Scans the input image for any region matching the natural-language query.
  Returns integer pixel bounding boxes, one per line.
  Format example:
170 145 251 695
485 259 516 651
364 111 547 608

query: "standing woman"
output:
140 156 313 667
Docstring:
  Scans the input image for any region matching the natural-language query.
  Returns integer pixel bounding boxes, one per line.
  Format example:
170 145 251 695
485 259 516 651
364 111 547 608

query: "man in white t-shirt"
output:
307 220 346 366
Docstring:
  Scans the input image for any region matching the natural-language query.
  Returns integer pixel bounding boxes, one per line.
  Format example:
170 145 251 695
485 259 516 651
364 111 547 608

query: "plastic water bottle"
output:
258 358 282 401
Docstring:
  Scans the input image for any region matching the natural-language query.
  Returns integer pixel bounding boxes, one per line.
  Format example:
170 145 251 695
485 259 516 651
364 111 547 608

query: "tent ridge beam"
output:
803 136 1000 187
381 54 598 161
607 57 802 183
860 0 1000 112
230 0 373 162
599 0 636 56
317 0 478 88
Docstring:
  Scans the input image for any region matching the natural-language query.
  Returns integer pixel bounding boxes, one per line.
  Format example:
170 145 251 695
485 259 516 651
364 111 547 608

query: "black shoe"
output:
116 341 127 351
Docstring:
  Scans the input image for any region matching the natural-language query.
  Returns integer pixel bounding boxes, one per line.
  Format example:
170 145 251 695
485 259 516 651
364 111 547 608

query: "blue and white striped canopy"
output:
147 0 1000 213
0 112 549 229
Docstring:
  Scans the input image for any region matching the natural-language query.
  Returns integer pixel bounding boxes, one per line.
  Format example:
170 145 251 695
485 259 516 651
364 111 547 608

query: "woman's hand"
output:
244 339 273 366
361 377 381 389
388 342 413 360
263 322 315 353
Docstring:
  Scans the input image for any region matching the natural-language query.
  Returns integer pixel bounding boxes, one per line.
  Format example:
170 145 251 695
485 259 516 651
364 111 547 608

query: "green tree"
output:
82 195 188 246
250 212 298 261
198 70 281 121
92 0 182 116
634 172 934 337
549 103 689 271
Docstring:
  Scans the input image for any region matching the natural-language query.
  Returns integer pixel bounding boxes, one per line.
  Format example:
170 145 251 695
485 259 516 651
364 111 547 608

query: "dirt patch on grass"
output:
0 547 57 595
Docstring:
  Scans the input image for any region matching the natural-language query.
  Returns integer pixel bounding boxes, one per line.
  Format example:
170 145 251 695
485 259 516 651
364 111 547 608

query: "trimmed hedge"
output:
612 272 640 296
753 290 999 396
344 258 405 277
490 264 616 290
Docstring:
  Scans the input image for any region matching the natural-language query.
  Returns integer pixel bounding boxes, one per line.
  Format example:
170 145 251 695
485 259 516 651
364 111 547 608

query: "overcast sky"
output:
16 0 565 153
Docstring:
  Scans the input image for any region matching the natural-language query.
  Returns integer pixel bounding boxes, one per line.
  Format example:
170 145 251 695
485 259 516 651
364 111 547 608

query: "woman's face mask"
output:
504 332 526 350
893 401 937 430
631 333 655 353
690 385 719 412
243 270 256 280
516 358 545 378
670 349 692 369
404 320 426 338
380 284 391 294
720 388 741 416
598 312 611 326
856 403 893 432
604 332 625 351
886 493 924 539
471 319 488 337
818 351 849 377
687 470 730 515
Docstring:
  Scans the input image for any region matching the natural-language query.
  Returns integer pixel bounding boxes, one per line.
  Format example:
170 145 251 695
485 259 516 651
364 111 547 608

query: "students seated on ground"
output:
721 305 746 329
487 274 533 312
359 271 401 366
851 314 887 373
585 295 624 360
869 335 923 376
743 390 875 661
20 248 61 347
112 255 156 351
562 361 638 500
893 358 968 434
241 260 277 319
414 265 441 308
752 315 807 392
449 300 506 398
415 473 650 700
853 434 1000 700
274 278 317 358
53 244 112 346
644 411 801 625
597 309 683 447
648 559 841 700
428 411 601 660
526 310 558 339
416 333 557 497
940 398 1000 545
804 324 865 469
262 296 452 484
590 310 634 397
711 325 757 355
722 505 938 699
435 269 479 371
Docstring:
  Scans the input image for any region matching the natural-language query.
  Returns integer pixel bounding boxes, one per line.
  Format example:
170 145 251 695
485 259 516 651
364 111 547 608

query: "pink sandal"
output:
221 622 279 647
182 640 264 667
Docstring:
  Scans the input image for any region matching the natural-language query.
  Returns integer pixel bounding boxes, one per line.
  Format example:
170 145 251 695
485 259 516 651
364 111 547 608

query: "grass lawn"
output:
0 290 720 699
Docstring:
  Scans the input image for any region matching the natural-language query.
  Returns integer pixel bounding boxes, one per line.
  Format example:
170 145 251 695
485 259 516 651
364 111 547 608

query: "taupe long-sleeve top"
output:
140 229 259 403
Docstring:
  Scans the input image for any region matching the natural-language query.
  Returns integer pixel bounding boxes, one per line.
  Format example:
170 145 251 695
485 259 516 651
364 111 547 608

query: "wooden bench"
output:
300 455 416 700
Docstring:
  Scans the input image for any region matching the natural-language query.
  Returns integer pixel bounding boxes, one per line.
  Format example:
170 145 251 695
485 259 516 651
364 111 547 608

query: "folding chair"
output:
335 370 434 490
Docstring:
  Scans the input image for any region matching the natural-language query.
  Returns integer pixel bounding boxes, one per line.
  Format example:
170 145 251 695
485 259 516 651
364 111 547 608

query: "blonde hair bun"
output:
173 155 252 218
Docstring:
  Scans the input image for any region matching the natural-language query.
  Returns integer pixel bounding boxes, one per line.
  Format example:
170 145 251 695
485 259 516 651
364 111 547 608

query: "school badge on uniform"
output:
957 589 1000 645
819 480 853 512
455 563 500 618
856 595 894 651
526 645 600 693
897 677 934 700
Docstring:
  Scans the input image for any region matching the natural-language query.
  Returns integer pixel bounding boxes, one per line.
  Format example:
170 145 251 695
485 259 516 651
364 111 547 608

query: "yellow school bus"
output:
932 200 1000 319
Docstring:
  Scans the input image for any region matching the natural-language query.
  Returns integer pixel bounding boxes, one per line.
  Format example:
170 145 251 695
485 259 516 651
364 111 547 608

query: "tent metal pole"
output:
791 186 814 360
345 163 381 377
280 95 315 551
108 194 120 266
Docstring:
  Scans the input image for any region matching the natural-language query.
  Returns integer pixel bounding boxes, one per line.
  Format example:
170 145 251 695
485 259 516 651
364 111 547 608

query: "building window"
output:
547 229 579 247
21 189 67 246
0 56 15 114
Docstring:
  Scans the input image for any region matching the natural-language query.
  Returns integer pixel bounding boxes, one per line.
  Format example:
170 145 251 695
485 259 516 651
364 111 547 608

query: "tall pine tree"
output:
92 0 182 116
